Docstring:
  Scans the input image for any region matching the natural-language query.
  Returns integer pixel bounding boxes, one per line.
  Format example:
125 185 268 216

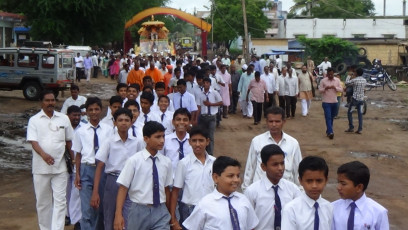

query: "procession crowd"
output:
27 52 386 230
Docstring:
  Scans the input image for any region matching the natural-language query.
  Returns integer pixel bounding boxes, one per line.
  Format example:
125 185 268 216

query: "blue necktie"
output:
180 93 183 108
177 139 187 160
314 202 319 230
161 113 165 122
347 202 356 230
131 125 136 137
150 156 160 207
223 196 240 230
206 92 211 115
273 186 281 230
91 125 100 154
144 114 148 124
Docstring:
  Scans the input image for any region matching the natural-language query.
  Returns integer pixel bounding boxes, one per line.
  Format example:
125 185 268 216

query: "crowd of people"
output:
26 52 383 230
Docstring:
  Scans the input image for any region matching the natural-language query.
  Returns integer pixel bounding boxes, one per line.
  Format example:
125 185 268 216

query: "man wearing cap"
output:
235 55 245 71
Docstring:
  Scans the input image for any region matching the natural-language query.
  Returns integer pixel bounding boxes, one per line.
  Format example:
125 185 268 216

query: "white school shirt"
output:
186 81 197 96
172 91 198 113
242 131 302 191
244 176 302 230
331 193 389 230
95 132 144 174
282 193 333 230
210 73 225 92
27 110 73 174
261 72 276 94
173 153 215 205
135 110 161 127
159 132 192 177
284 75 299 96
72 122 111 164
158 110 174 135
198 89 222 116
60 96 87 114
116 149 172 204
182 189 259 230
193 84 204 104
127 123 144 141
100 113 115 129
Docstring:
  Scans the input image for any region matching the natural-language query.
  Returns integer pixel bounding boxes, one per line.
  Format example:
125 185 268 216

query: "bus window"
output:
18 54 39 68
42 55 55 69
0 53 15 67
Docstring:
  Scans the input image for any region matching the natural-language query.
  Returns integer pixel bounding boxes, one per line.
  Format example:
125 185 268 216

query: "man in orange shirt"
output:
163 65 173 95
127 61 145 89
145 61 164 84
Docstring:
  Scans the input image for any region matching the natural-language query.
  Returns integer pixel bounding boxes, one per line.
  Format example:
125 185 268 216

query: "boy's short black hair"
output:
128 84 140 92
158 95 170 103
173 108 191 120
70 84 80 91
143 121 165 137
209 65 217 70
155 82 165 89
84 97 102 109
109 95 123 106
203 77 211 84
213 156 241 176
113 108 133 121
174 67 181 73
40 90 55 101
143 85 154 92
140 92 154 105
255 71 261 77
261 144 285 165
327 67 334 73
67 105 81 114
265 106 285 120
116 83 127 92
143 75 153 82
337 161 370 191
356 68 364 76
177 79 186 86
124 100 140 110
298 156 329 179
189 125 210 139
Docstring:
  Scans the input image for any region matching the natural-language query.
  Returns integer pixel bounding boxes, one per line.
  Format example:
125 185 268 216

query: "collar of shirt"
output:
112 131 136 142
85 122 103 130
189 151 213 166
141 148 162 161
171 132 189 142
266 131 288 147
261 175 283 191
349 192 367 212
39 109 61 119
212 188 240 200
302 192 323 208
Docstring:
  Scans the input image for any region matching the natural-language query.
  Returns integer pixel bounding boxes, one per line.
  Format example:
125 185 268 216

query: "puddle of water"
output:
0 136 31 170
84 83 116 100
350 151 397 159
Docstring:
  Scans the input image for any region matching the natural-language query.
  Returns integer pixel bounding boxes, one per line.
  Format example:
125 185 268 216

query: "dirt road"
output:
0 77 407 229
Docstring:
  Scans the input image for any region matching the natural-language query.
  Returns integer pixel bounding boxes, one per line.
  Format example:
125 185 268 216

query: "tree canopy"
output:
288 0 375 18
0 0 168 45
212 0 269 48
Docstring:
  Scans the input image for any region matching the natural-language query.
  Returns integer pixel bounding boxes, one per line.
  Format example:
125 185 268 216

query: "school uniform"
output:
242 131 302 191
117 149 173 229
100 113 115 129
331 193 389 230
95 132 144 230
182 189 259 230
197 89 222 155
173 153 215 223
157 110 174 135
282 193 333 230
71 122 111 230
159 132 193 177
172 91 198 113
127 122 144 142
27 110 74 230
244 176 302 230
68 123 83 225
135 110 161 127
186 81 198 96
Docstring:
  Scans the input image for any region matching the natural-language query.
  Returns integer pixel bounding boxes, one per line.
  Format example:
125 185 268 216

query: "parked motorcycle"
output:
362 59 397 91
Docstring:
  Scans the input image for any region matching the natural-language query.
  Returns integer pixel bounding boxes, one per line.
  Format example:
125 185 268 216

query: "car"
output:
0 47 75 100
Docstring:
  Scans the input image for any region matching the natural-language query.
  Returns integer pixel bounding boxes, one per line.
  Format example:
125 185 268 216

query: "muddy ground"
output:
0 77 407 229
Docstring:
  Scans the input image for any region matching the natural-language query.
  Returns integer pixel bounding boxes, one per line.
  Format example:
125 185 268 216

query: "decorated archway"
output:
124 7 212 56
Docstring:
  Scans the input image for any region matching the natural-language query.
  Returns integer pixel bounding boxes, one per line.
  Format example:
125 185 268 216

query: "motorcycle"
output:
362 59 397 91
313 67 323 89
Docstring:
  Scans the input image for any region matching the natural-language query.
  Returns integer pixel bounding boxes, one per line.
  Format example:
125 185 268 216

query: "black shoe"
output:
328 133 334 139
65 216 71 226
74 222 81 230
344 128 354 133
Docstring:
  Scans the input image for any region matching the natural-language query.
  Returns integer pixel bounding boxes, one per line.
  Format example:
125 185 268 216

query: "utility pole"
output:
242 0 249 62
404 0 407 16
383 0 386 16
211 2 214 52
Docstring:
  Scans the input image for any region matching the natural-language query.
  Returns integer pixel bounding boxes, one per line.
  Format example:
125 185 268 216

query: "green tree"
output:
0 0 168 45
298 35 358 67
212 0 269 49
289 0 375 18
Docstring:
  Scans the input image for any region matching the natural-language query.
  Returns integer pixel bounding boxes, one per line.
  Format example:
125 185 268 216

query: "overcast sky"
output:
166 0 406 16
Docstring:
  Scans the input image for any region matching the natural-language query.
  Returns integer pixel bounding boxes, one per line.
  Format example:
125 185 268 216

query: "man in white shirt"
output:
317 57 332 77
74 53 84 82
92 53 99 78
60 84 87 121
27 90 74 230
242 106 302 191
284 68 299 119
275 55 282 71
172 79 198 125
261 66 277 117
197 77 223 155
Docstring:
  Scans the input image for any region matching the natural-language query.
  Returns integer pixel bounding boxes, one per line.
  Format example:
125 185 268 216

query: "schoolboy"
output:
332 161 389 230
281 156 333 230
61 84 87 115
72 97 111 230
245 144 301 230
101 96 123 128
124 100 143 139
183 156 259 230
135 91 161 126
160 108 193 175
155 81 174 111
158 95 175 135
173 79 198 123
114 121 173 230
90 108 144 230
170 126 215 230
107 83 128 117
127 83 141 104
